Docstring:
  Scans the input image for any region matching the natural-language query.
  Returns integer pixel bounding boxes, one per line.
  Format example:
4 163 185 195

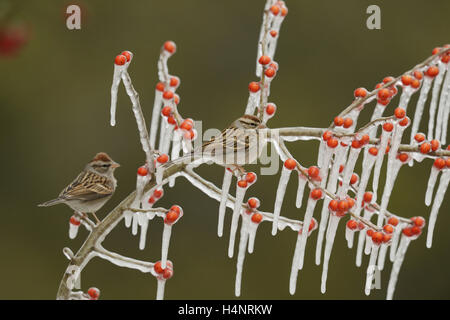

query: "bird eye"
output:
102 164 111 168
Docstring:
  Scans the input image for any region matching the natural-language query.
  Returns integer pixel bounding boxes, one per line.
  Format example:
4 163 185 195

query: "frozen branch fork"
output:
55 0 449 300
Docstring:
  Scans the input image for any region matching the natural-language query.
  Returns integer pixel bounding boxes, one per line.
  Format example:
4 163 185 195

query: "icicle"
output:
377 244 388 271
427 170 450 248
386 122 408 176
158 120 168 151
425 165 441 206
124 210 133 228
131 213 139 235
372 128 392 197
228 186 247 258
398 86 414 112
244 90 261 115
389 222 404 262
289 231 303 295
247 218 260 254
320 214 340 294
441 86 450 144
295 174 307 208
161 224 172 269
272 165 293 236
218 169 233 237
410 76 432 144
156 279 165 300
364 244 379 296
319 145 335 189
297 196 319 270
139 219 149 250
149 88 164 149
386 235 411 300
235 213 251 297
338 147 361 197
368 103 386 138
110 62 128 126
427 62 447 140
376 158 403 227
169 130 182 187
161 124 174 155
317 141 326 169
435 64 450 140
69 216 80 239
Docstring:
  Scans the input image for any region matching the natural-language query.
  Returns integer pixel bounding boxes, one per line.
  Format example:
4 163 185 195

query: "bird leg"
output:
90 212 101 225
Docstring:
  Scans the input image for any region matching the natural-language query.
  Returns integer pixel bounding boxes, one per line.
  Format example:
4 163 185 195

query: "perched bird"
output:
38 152 120 224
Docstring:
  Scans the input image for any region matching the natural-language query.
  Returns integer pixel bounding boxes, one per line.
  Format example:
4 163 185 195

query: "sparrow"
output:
38 152 120 224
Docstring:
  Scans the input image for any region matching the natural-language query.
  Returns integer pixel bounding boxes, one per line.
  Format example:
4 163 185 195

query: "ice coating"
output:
356 209 372 266
386 122 407 175
425 166 440 206
317 141 326 168
272 166 293 236
289 231 303 295
139 219 149 250
295 174 307 208
427 62 447 140
297 196 318 270
161 224 172 269
156 278 165 300
319 146 334 189
235 213 252 297
228 187 247 258
245 90 261 115
338 147 361 197
389 222 404 262
218 169 233 237
365 244 379 295
255 0 277 77
110 63 127 126
149 89 163 149
320 214 340 293
398 86 414 112
410 76 432 144
247 218 260 254
372 129 392 197
377 244 388 271
436 63 450 142
426 170 450 248
69 223 79 239
376 158 403 227
386 235 411 300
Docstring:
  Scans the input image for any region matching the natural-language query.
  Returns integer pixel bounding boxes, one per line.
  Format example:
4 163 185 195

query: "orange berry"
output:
402 227 413 237
148 196 155 204
265 103 276 115
343 118 353 128
251 213 263 223
387 217 399 226
339 164 344 173
310 188 322 200
360 134 370 145
431 139 440 151
414 133 426 143
163 268 173 279
378 88 391 100
281 6 288 16
153 189 164 198
401 75 413 86
394 107 406 119
369 147 378 156
161 106 172 117
366 229 374 237
334 116 344 126
397 153 409 162
354 87 367 98
412 216 425 227
432 47 441 55
270 30 278 37
383 122 394 132
383 224 394 234
378 98 391 106
383 76 395 84
442 55 450 64
372 232 383 244
69 215 81 226
167 116 176 125
327 138 338 148
411 79 421 89
446 158 450 168
258 55 271 65
154 261 164 274
170 77 179 87
413 70 423 80
114 54 127 65
322 130 333 141
121 50 132 61
180 120 192 131
420 142 431 154
156 82 165 92
411 226 422 235
164 41 176 54
347 197 355 208
347 220 358 230
237 180 248 188
350 173 358 185
163 90 174 100
87 287 100 300
399 117 409 127
184 129 195 140
174 94 180 105
245 172 257 183
264 67 276 77
284 158 297 170
328 199 339 211
270 5 280 15
165 210 180 224
248 81 260 92
434 158 446 169
247 197 260 209
363 192 373 203
351 140 361 149
157 154 169 164
338 200 349 212
308 166 320 178
425 66 439 77
382 234 392 243
137 166 148 176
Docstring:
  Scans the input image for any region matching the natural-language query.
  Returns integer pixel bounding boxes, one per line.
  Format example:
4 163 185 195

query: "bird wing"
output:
59 171 114 201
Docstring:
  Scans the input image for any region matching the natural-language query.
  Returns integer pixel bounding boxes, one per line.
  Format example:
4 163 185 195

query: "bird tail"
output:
38 198 64 207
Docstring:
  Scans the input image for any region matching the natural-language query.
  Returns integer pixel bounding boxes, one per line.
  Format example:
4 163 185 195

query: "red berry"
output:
420 142 431 154
247 197 260 209
369 147 378 156
394 107 406 119
258 55 271 65
322 130 333 141
165 210 180 224
184 129 195 140
434 158 446 169
164 41 176 54
156 82 165 92
338 200 349 212
308 166 320 178
161 106 172 117
170 77 179 87
399 117 409 127
411 226 422 235
270 5 280 15
284 158 297 170
425 66 439 77
170 205 181 214
153 189 163 198
411 216 425 227
372 232 383 244
174 94 180 105
378 98 391 106
167 116 176 125
137 166 148 176
343 118 353 129
387 216 399 226
414 133 426 143
163 268 173 279
114 54 127 65
367 229 374 237
346 197 355 208
281 6 288 16
413 70 423 80
401 75 413 86
411 79 421 89
163 91 174 100
245 172 257 183
248 81 260 92
363 192 373 203
310 188 322 200
339 164 344 173
121 50 132 62
329 199 339 211
327 138 338 148
154 261 164 274
442 55 450 64
334 117 344 126
87 287 100 300
430 139 440 151
157 154 169 164
270 30 278 37
237 180 248 188
383 224 394 234
432 47 441 55
70 215 81 226
347 220 358 230
397 153 409 162
180 120 193 131
382 234 392 243
251 213 263 223
350 173 358 185
383 76 395 84
265 103 276 115
378 88 391 100
264 67 276 78
402 227 413 237
354 87 368 98
446 158 450 168
148 196 155 204
383 122 394 132
351 140 361 149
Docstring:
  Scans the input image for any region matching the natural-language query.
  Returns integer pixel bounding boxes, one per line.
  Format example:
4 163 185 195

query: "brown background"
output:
0 0 449 299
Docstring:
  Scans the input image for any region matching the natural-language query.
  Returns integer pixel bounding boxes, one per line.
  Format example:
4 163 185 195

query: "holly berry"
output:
343 118 353 129
265 68 276 78
270 30 278 37
401 75 413 86
411 79 421 89
180 120 193 131
347 220 358 230
411 216 425 228
387 216 399 226
363 192 373 203
338 200 349 212
399 117 409 127
265 103 276 115
154 261 164 274
397 153 409 162
334 117 344 126
245 172 257 183
430 139 440 151
414 133 426 143
367 229 374 237
394 107 406 119
413 70 423 80
425 66 439 77
163 90 174 100
369 147 378 156
157 154 169 164
350 173 358 185
163 268 174 279
70 215 81 226
153 189 164 199
258 55 271 65
87 287 100 300
284 158 297 170
237 180 248 188
322 130 333 141
121 50 132 62
372 232 384 244
251 213 263 223
383 76 395 84
383 224 394 234
156 82 165 92
329 199 339 211
270 5 280 15
248 82 260 92
402 227 413 237
308 166 320 179
137 166 148 176
327 138 338 148
351 140 361 149
161 106 172 117
165 209 180 224
310 188 322 200
354 87 368 98
420 142 431 154
164 41 176 54
247 197 260 209
383 122 394 132
114 54 127 66
434 158 446 169
378 88 391 100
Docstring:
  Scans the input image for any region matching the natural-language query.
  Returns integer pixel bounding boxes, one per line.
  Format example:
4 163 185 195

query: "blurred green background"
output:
0 0 449 299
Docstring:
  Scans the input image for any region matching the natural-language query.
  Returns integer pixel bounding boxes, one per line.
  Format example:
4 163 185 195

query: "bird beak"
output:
111 162 120 168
